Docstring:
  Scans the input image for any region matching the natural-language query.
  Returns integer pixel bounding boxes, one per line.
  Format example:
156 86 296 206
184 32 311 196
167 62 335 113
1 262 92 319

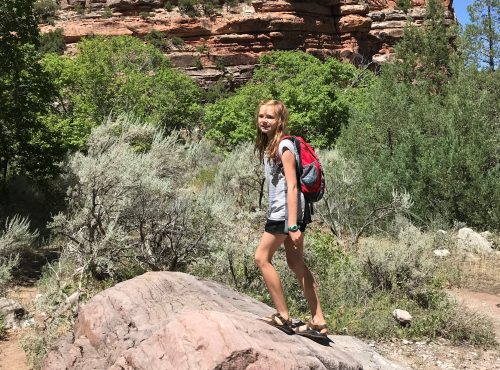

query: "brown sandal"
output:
295 320 328 339
268 313 294 335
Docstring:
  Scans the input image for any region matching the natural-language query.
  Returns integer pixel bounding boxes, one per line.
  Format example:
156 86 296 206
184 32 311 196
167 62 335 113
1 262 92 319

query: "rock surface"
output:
41 0 455 87
42 271 407 369
0 298 33 330
392 309 412 326
457 227 494 254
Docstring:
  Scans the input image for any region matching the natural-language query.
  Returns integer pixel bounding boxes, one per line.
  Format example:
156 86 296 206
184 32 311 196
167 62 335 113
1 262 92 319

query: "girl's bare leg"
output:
255 232 289 319
284 237 327 331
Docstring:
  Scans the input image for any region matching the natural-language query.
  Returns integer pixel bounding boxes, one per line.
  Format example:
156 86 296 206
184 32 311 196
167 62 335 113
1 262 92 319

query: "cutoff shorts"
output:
264 219 307 235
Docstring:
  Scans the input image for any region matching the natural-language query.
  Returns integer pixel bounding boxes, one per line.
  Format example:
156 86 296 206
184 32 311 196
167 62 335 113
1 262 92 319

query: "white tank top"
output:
264 139 305 221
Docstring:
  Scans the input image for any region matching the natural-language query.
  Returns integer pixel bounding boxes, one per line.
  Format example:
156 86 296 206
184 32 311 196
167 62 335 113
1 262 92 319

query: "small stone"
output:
433 249 450 257
393 309 412 325
402 339 411 345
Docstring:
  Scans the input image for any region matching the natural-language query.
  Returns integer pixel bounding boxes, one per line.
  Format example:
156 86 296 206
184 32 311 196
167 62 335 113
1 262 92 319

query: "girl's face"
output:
258 104 279 138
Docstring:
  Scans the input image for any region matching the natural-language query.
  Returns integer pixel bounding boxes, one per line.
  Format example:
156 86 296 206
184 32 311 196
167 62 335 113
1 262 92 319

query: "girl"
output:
254 100 328 339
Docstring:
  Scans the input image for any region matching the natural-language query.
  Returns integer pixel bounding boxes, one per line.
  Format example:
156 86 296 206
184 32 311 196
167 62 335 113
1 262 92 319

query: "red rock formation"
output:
41 0 455 86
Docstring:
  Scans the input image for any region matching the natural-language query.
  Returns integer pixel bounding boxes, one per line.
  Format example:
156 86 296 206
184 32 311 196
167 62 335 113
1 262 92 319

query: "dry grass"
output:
445 252 500 295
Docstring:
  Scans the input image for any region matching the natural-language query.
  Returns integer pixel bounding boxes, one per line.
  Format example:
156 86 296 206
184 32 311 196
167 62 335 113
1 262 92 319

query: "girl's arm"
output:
282 149 302 244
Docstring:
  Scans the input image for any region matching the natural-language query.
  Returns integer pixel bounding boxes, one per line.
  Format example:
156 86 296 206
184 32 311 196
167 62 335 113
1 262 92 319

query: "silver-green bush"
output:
317 149 413 246
0 215 38 294
50 115 217 280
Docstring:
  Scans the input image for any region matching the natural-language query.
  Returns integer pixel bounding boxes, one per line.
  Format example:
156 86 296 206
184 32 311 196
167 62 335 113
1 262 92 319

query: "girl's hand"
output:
289 230 303 247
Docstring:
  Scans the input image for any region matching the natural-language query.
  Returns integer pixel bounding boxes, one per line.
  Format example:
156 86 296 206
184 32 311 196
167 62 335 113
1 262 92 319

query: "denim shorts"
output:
264 219 307 235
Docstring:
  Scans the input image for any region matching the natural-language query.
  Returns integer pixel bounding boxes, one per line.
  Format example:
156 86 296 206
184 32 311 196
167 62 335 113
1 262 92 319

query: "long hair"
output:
254 100 289 163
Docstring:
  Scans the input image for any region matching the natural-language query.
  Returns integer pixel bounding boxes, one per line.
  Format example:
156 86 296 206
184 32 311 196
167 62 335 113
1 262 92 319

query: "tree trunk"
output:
487 1 495 71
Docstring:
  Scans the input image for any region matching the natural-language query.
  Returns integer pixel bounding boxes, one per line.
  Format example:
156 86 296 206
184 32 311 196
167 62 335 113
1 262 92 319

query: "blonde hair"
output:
254 100 289 162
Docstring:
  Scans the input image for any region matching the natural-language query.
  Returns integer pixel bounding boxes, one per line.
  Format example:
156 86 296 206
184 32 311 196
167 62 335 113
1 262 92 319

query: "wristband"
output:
287 224 299 232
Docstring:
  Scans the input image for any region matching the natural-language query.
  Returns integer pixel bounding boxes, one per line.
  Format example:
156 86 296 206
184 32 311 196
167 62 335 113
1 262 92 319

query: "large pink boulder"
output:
42 272 405 369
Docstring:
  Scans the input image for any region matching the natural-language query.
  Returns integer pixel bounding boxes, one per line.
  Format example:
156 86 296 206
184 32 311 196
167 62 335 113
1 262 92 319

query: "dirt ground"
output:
1 253 499 370
0 286 38 370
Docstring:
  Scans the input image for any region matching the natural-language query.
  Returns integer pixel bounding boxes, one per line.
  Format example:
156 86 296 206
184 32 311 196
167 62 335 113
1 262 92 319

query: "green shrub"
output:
50 116 217 278
0 314 5 339
204 51 373 150
396 0 411 13
164 1 174 11
0 216 38 294
214 57 225 70
170 36 184 47
194 57 203 69
139 11 152 19
101 7 112 18
178 0 198 16
317 149 413 246
202 79 231 104
73 3 85 15
34 0 58 23
144 30 167 50
39 28 65 55
196 44 209 53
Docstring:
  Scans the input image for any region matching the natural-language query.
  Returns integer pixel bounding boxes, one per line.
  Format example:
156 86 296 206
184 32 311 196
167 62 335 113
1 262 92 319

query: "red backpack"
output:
281 136 325 203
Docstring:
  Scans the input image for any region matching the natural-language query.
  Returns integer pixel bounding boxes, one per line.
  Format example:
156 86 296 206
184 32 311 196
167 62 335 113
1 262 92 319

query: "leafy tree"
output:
33 0 58 24
42 36 202 149
465 0 499 71
0 0 59 188
337 1 500 228
204 51 373 149
388 0 459 94
39 28 66 55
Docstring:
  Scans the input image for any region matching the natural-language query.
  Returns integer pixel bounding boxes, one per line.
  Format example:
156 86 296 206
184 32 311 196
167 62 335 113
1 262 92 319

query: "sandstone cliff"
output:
42 271 407 369
41 0 455 86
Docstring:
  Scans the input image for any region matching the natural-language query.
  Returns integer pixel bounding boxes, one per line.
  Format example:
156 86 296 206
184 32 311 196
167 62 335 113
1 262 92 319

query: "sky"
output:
454 0 474 26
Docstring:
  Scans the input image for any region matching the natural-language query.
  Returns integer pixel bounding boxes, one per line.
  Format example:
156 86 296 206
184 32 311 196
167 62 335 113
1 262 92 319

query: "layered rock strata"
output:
41 0 455 86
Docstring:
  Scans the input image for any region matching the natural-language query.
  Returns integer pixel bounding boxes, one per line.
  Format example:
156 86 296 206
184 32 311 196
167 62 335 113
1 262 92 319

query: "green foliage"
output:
188 143 267 299
101 7 112 18
317 149 413 246
196 44 209 53
194 57 203 69
39 28 65 55
389 0 460 94
214 57 225 70
0 216 38 293
170 36 185 47
0 314 5 339
0 0 62 187
41 36 202 150
337 1 499 229
302 226 497 344
50 116 216 279
204 51 373 150
73 3 85 15
144 30 167 50
164 1 174 11
139 11 152 19
203 79 231 104
396 0 412 13
33 0 58 23
464 0 499 71
178 0 198 16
